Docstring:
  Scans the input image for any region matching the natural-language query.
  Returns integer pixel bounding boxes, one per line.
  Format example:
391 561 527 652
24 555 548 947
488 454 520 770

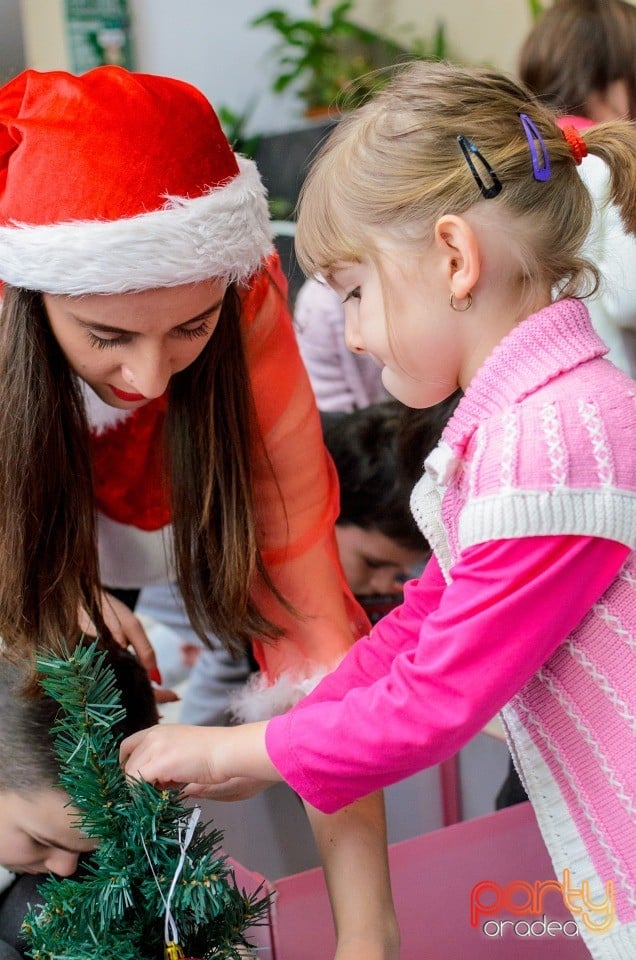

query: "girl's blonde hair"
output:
295 61 636 302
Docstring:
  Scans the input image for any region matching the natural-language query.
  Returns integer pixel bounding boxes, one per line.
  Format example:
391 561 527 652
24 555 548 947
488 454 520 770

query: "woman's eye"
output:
85 331 129 350
175 318 213 340
343 287 361 303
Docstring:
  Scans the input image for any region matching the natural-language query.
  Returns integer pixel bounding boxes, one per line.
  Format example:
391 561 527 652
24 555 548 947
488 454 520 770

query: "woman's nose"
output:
121 349 172 399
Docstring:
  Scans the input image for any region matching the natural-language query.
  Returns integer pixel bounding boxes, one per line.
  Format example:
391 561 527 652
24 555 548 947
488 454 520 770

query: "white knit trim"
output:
0 158 273 294
540 401 568 488
229 663 336 723
410 471 452 582
458 488 636 551
538 662 635 818
503 702 636 958
468 425 487 501
578 398 615 488
565 639 636 733
499 408 519 491
594 601 636 654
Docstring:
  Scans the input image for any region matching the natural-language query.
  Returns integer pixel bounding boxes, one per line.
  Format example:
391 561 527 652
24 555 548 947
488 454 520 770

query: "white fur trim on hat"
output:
0 159 273 295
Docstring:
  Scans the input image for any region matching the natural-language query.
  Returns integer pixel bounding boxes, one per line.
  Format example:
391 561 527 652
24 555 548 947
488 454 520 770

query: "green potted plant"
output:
252 0 446 116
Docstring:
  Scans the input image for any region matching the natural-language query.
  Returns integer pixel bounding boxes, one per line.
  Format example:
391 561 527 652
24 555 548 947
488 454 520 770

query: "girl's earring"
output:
449 291 473 312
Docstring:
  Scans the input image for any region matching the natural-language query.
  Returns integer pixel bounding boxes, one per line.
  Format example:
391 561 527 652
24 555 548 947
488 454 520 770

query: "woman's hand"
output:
78 590 178 703
120 721 281 798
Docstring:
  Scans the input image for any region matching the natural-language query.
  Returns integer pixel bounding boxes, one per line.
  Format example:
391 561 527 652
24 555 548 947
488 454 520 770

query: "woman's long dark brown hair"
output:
0 282 285 661
0 287 108 656
167 283 286 656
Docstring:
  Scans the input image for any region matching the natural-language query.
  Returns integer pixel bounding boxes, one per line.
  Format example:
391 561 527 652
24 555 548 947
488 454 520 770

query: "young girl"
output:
0 67 397 960
121 62 636 957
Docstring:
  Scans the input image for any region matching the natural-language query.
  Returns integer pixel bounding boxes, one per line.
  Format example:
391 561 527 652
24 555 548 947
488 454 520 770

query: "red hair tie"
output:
561 125 588 165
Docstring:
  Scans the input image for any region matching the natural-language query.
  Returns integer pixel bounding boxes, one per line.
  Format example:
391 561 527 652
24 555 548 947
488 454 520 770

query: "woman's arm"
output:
305 794 399 960
240 257 368 704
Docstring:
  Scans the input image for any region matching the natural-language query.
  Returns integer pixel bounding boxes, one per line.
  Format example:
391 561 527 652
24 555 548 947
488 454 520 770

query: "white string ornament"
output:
140 805 202 960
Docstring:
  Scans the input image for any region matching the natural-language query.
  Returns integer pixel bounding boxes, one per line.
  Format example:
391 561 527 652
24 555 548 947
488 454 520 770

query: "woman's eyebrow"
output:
32 834 86 853
70 299 225 335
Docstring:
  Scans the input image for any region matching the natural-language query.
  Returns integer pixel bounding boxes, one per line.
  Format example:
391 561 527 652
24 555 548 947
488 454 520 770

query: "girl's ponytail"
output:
583 122 636 236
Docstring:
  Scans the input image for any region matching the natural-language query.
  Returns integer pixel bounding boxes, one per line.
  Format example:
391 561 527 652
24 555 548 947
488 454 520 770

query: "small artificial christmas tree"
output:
22 641 269 960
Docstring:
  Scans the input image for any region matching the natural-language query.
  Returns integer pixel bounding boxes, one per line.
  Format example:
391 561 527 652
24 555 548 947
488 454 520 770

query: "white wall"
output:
128 0 314 135
129 0 540 134
0 0 25 83
16 0 556 135
354 0 535 76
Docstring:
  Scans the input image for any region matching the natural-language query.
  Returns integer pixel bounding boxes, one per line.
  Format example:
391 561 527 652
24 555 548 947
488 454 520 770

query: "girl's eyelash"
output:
86 319 213 350
342 287 361 303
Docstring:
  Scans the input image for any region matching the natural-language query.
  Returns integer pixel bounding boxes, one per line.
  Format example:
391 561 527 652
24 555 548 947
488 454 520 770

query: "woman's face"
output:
0 788 95 876
43 279 227 409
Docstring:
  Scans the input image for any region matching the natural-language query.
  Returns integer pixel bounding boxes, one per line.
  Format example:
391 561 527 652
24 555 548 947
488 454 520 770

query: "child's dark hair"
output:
0 645 158 793
396 392 462 488
519 0 636 121
321 400 440 551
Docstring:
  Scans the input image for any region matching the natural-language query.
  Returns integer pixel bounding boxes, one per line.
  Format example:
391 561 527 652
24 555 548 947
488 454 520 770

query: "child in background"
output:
122 62 636 957
0 647 158 959
320 402 429 600
519 0 636 377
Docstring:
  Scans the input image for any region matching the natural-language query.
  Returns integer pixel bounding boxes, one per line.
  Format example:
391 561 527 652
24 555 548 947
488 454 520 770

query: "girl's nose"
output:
344 317 365 355
121 351 172 400
43 848 80 877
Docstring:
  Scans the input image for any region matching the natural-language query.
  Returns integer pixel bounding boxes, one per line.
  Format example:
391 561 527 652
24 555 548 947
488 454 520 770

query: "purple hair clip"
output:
519 113 551 182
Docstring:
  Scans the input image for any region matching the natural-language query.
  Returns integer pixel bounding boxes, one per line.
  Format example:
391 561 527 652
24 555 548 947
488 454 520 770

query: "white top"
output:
580 153 636 378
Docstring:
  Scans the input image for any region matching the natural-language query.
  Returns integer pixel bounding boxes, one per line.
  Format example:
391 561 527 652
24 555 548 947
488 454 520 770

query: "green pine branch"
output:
23 641 270 960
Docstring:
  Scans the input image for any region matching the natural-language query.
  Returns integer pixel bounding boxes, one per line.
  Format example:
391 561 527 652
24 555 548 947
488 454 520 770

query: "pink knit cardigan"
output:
410 299 636 959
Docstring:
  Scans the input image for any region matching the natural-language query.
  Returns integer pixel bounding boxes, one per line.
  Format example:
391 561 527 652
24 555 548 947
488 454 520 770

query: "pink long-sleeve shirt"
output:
266 534 628 811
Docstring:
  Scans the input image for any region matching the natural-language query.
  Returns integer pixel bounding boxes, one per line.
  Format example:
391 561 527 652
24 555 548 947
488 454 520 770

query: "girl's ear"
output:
434 215 481 300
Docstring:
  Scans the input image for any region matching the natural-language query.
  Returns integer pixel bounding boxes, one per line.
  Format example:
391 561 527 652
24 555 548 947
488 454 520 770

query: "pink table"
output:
231 801 593 959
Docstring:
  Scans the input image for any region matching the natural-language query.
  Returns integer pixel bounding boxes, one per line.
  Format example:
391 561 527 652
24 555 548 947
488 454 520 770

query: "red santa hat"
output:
0 67 272 294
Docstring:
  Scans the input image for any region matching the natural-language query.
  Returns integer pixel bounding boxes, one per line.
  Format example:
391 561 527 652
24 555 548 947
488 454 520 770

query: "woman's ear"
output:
434 215 480 300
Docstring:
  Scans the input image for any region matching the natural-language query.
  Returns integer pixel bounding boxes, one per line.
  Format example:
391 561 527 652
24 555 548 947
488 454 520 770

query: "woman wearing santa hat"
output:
0 67 398 958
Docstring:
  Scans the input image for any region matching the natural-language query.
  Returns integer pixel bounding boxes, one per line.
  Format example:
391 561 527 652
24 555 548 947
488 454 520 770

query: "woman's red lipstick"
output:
109 385 146 402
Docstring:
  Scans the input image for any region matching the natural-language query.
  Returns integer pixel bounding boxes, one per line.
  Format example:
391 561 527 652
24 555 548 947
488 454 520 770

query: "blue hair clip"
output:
457 135 503 200
519 113 551 182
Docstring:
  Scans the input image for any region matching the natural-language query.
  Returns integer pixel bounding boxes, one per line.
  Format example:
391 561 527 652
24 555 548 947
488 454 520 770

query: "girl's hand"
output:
78 590 178 703
120 722 281 799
